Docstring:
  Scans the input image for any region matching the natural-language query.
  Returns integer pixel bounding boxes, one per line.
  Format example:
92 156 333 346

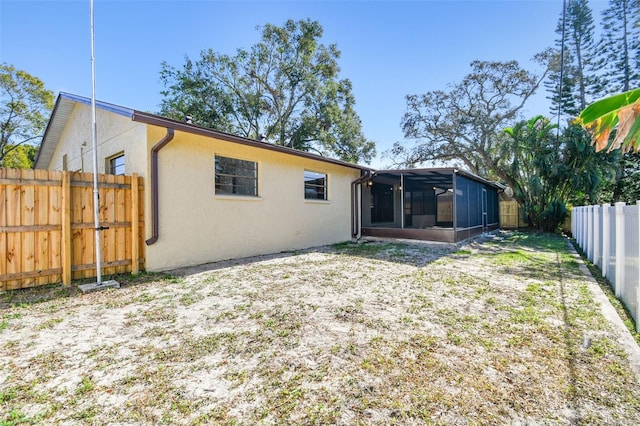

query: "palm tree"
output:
499 116 564 230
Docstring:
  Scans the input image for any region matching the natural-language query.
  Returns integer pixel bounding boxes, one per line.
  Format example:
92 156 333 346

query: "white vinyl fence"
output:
572 202 639 332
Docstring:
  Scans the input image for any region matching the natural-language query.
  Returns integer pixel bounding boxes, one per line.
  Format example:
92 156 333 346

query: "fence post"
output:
575 207 581 247
591 205 602 266
587 205 593 261
579 207 585 249
580 206 587 251
60 171 72 286
131 173 140 275
602 203 610 278
615 202 625 298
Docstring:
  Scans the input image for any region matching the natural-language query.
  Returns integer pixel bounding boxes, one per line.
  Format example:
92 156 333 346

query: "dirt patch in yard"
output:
2 231 640 425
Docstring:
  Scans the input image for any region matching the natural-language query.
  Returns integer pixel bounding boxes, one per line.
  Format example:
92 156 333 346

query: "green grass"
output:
453 249 472 255
570 239 640 345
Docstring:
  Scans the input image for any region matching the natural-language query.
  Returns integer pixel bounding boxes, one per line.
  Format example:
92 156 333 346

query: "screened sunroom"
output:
354 168 502 243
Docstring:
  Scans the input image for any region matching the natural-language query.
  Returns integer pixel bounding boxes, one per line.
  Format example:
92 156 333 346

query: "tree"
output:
387 56 551 175
496 117 616 231
545 49 579 119
592 1 640 201
0 63 54 166
609 152 640 203
1 144 39 169
546 0 600 118
160 19 375 164
496 116 565 231
575 88 640 204
560 123 619 206
597 0 640 94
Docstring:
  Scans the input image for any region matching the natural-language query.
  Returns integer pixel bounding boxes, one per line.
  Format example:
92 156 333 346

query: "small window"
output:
108 154 125 175
215 155 258 196
304 170 327 200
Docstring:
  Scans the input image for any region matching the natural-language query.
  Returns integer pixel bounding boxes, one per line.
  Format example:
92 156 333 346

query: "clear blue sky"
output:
0 0 607 167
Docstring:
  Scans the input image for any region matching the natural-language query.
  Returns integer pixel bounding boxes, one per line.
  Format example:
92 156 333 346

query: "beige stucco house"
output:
35 93 369 271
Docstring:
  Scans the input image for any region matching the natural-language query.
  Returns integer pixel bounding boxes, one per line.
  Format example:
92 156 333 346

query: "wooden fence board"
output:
0 175 6 285
35 170 50 286
60 171 71 285
0 169 144 290
116 175 126 274
50 176 63 285
80 183 94 279
500 200 523 229
7 182 21 289
22 180 36 288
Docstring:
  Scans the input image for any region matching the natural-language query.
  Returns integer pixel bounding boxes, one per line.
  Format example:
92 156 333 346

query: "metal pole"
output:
90 0 102 284
400 173 404 229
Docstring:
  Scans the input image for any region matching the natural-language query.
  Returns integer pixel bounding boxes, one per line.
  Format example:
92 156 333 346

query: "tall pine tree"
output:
546 0 600 119
597 0 640 94
595 0 640 202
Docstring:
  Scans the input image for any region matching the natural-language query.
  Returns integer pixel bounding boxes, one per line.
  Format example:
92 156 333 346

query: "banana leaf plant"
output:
574 88 640 153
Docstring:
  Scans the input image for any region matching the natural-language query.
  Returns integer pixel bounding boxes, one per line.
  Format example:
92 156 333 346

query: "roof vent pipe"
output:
146 127 175 246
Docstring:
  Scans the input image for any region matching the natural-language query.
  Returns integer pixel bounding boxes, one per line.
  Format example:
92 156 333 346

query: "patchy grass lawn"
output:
1 231 639 425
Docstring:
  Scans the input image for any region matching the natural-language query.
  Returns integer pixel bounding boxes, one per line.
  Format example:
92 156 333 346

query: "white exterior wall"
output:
47 103 147 176
144 126 361 271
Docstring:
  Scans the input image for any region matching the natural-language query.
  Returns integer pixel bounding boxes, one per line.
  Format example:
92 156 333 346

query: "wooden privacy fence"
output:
0 168 144 290
499 200 525 229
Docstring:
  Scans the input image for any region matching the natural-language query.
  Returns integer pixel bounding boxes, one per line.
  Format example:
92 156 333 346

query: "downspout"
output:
145 128 175 245
351 171 373 239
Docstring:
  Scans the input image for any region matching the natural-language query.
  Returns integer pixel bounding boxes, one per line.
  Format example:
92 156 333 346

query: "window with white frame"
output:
108 153 125 175
304 170 327 200
215 155 258 196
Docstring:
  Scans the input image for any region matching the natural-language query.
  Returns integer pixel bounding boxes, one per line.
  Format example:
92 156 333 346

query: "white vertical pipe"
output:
90 0 102 284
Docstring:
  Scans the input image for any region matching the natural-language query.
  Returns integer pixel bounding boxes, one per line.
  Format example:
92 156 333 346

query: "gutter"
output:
132 111 372 173
145 128 175 245
351 171 374 239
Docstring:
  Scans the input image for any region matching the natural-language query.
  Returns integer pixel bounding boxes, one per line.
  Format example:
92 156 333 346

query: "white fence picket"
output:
573 202 639 332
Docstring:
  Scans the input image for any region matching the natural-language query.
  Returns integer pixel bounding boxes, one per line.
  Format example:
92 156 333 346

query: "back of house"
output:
34 93 368 271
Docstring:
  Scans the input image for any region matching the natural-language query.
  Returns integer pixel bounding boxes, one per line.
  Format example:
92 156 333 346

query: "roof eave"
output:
34 92 135 170
131 111 372 172
374 167 504 190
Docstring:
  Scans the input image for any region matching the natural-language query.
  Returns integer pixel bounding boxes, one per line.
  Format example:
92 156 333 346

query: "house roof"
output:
34 93 134 169
373 168 505 190
34 92 372 172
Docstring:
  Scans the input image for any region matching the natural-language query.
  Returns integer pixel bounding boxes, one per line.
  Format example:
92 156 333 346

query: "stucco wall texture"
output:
44 102 361 272
48 103 147 176
144 126 360 271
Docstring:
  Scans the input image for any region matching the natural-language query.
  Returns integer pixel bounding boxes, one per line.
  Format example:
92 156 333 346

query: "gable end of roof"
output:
34 93 135 169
